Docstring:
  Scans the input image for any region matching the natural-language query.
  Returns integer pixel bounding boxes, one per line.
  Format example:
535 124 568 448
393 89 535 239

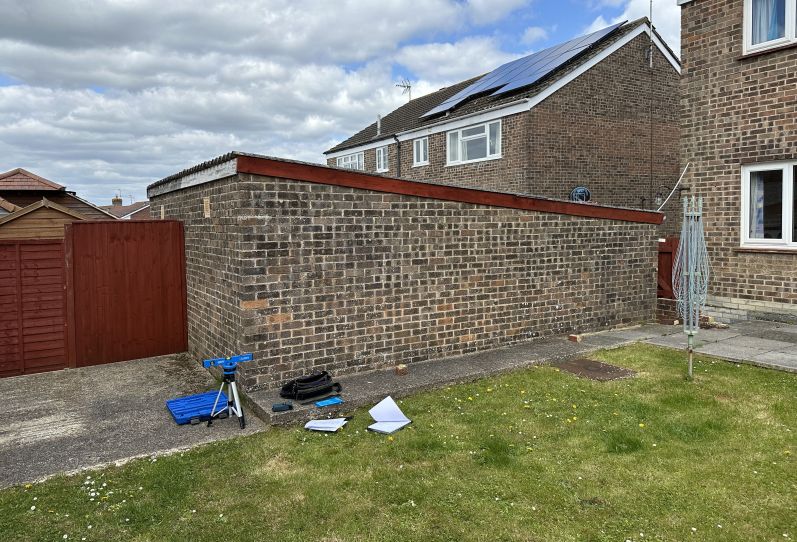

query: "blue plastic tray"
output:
166 391 228 425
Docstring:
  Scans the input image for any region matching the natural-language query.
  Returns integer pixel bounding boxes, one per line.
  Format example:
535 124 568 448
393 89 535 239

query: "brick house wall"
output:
151 155 660 391
327 34 681 233
680 0 797 321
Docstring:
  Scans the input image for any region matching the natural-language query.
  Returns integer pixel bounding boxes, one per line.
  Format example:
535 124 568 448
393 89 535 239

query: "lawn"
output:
1 344 795 542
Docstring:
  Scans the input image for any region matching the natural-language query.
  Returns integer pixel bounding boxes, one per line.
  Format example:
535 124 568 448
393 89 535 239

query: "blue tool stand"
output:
166 391 229 425
165 353 253 430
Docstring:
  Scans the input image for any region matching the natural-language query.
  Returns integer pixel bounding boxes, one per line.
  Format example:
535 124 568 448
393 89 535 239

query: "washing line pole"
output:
673 195 710 379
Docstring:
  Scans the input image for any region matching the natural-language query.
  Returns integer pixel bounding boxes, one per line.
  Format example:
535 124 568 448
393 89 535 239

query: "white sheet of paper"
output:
304 418 348 432
367 396 411 434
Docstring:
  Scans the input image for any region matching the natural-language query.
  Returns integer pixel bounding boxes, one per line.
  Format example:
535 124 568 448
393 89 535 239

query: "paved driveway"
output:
0 354 264 489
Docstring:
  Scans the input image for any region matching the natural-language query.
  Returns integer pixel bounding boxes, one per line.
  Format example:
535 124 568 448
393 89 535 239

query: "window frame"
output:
375 146 389 173
743 0 797 54
445 119 502 166
413 137 429 167
336 152 364 171
740 161 797 248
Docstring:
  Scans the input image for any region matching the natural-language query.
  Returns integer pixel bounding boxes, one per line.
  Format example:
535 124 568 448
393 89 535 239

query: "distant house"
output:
678 0 797 322
324 18 681 218
0 168 115 239
101 196 151 219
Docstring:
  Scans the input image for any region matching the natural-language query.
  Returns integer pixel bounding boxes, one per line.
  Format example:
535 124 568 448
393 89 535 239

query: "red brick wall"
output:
680 0 797 322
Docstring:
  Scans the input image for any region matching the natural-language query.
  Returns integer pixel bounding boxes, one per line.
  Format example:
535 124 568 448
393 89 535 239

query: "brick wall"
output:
155 176 245 360
680 0 797 321
153 166 658 391
526 34 681 231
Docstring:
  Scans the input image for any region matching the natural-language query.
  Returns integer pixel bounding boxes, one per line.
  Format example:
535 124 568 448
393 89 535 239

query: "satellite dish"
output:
569 186 591 202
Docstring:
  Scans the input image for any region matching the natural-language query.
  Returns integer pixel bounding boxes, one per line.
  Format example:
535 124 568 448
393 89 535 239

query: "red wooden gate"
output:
0 240 67 377
65 221 187 367
657 236 679 299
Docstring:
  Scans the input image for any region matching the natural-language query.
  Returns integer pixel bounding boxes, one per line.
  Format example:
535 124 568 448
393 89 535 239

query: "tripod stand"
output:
203 353 253 429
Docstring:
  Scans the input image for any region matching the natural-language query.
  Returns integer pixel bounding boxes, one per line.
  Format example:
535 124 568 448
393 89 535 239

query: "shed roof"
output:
0 197 87 227
0 168 65 191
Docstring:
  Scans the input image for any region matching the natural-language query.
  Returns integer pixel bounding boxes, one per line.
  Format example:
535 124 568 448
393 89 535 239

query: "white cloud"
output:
466 0 531 25
521 26 549 44
585 0 681 55
0 0 543 204
396 37 520 83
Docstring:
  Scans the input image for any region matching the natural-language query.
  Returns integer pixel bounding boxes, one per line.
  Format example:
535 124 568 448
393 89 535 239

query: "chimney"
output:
376 114 381 136
111 195 123 206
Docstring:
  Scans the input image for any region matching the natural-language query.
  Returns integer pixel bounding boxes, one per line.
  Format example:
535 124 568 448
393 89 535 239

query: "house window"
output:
446 120 501 165
744 0 797 53
741 161 797 248
336 152 364 170
376 146 389 173
413 137 429 166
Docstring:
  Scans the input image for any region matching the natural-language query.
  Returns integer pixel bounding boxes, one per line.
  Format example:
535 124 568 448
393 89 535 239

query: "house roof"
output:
326 18 678 155
100 201 151 219
0 197 87 227
0 168 65 191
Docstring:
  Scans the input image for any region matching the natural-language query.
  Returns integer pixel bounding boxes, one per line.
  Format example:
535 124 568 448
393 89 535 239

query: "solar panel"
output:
421 21 626 118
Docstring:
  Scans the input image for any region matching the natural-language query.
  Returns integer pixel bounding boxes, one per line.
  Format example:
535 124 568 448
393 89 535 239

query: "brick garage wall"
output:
156 170 658 391
153 177 246 362
681 0 797 321
526 33 682 234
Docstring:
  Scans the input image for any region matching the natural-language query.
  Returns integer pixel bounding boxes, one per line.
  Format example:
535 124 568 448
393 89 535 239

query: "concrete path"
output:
0 354 264 489
634 321 797 373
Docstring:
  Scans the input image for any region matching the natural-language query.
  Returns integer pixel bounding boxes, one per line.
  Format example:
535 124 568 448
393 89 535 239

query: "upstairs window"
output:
413 137 429 166
446 120 501 165
376 146 389 173
745 0 797 53
741 161 797 248
336 152 364 170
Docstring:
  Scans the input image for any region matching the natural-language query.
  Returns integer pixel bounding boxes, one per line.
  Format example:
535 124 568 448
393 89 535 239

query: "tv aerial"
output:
396 78 412 102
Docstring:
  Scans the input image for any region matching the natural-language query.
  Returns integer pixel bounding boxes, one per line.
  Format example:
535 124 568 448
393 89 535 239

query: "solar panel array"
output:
422 21 627 118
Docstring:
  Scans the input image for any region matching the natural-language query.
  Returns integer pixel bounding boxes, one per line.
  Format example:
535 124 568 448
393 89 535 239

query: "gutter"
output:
393 135 401 177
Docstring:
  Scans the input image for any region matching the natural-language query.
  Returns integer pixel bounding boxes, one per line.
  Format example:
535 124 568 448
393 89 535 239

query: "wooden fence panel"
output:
0 240 67 377
66 221 187 367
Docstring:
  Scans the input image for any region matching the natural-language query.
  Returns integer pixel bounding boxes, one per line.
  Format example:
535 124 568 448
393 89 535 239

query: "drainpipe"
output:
393 134 401 178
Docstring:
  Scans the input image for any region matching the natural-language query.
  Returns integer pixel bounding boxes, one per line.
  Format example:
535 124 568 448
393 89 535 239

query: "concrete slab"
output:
694 341 769 361
714 335 794 352
730 320 787 334
746 329 797 344
246 336 612 426
605 325 678 342
749 349 797 373
645 334 703 350
0 354 265 489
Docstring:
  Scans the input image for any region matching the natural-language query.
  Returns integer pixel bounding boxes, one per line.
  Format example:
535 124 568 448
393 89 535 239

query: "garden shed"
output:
148 152 663 391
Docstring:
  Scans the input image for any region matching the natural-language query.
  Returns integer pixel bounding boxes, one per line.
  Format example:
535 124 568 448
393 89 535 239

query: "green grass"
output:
2 344 796 541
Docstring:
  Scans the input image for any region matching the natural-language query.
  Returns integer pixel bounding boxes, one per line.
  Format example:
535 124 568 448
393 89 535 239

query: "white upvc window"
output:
446 120 501 166
375 146 389 173
413 137 429 166
744 0 797 54
336 152 364 170
741 161 797 248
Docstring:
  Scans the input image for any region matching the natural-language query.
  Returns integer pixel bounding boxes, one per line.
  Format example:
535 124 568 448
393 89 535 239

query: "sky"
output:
0 0 681 205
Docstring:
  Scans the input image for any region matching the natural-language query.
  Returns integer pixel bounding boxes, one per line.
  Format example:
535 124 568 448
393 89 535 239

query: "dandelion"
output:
467 397 473 401
639 423 646 428
388 436 394 442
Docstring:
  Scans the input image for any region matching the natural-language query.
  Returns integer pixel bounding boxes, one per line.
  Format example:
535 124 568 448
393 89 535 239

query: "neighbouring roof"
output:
0 197 87 227
0 168 65 191
100 201 151 219
326 18 678 155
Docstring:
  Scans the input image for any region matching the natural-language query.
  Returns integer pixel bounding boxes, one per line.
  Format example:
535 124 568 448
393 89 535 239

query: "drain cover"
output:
552 358 635 381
